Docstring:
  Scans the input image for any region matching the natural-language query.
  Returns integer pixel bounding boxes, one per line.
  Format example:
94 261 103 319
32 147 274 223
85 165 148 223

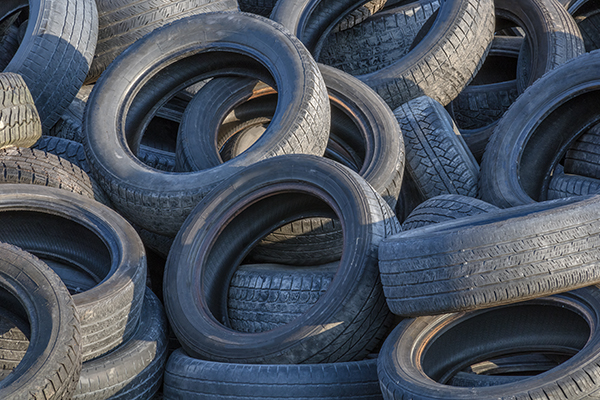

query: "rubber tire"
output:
479 50 600 208
0 242 81 400
401 194 499 231
0 72 41 149
73 288 168 400
3 0 98 131
164 154 400 364
379 195 600 316
0 184 147 361
32 135 90 173
377 285 600 399
273 0 495 109
227 262 338 333
394 95 479 200
548 164 600 199
564 122 600 179
164 348 382 399
84 12 331 237
87 0 238 84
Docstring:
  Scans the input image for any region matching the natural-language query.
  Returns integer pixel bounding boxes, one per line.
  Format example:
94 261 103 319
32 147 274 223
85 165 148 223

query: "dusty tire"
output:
0 184 146 361
84 12 330 236
164 154 400 364
548 164 600 199
0 72 41 148
0 242 81 400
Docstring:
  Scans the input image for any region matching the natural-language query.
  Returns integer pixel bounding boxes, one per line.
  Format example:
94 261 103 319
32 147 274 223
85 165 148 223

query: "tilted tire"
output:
3 0 98 131
0 72 41 148
394 95 479 200
564 122 600 179
548 164 600 199
32 135 90 173
73 288 168 400
0 184 147 361
379 195 600 316
163 348 383 399
87 0 239 84
377 285 600 399
84 12 331 236
480 50 600 208
0 242 81 400
272 0 495 109
164 154 400 364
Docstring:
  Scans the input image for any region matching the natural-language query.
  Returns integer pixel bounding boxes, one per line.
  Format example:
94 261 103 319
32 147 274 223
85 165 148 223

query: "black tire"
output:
548 164 600 199
3 0 98 131
479 50 600 208
0 242 81 399
164 348 382 399
87 0 239 84
564 122 600 179
84 12 331 237
163 154 400 364
32 135 90 173
227 262 338 333
401 194 499 231
0 184 147 362
0 146 109 205
238 0 278 16
575 7 600 51
379 195 600 316
273 0 495 109
0 23 20 71
333 0 388 33
318 0 441 77
0 72 41 149
446 36 521 161
394 172 426 224
73 288 168 400
377 285 600 399
394 95 479 200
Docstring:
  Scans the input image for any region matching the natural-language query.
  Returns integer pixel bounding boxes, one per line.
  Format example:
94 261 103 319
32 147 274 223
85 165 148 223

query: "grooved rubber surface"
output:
0 72 41 149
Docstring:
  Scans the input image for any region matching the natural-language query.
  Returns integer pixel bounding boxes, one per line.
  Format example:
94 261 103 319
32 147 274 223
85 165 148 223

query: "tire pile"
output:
1 0 600 399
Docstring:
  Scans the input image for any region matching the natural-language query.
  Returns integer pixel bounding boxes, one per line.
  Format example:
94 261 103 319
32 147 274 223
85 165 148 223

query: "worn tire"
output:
84 12 331 237
0 242 81 400
548 164 600 199
379 195 600 316
164 154 400 364
0 184 147 361
564 122 600 179
377 285 600 399
0 72 41 148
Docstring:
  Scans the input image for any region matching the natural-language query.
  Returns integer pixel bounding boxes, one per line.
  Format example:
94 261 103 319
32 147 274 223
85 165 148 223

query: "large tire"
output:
164 348 382 399
379 195 600 316
0 184 147 361
480 50 600 208
73 288 168 400
0 242 81 400
87 0 238 84
377 285 600 399
0 72 41 148
273 0 495 109
84 12 331 236
164 154 400 364
394 95 479 200
3 0 98 131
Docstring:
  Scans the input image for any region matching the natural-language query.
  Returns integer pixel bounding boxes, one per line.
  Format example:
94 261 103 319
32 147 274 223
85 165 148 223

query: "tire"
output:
163 154 400 364
377 285 600 399
333 0 388 33
0 23 20 71
0 72 41 149
575 7 600 51
3 0 98 131
394 95 479 200
87 0 239 84
479 50 600 208
0 184 147 362
32 135 90 173
446 36 521 161
73 288 168 400
564 122 600 179
401 194 499 231
227 262 338 333
379 195 600 316
273 0 495 109
394 172 425 224
84 12 331 237
164 348 382 399
0 242 81 400
318 0 441 77
548 164 600 199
